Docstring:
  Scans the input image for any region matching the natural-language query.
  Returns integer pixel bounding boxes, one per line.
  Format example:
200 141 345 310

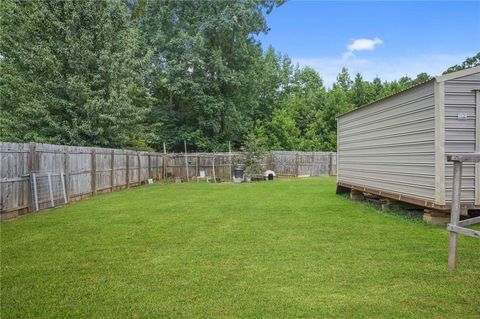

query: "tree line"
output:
1 0 478 152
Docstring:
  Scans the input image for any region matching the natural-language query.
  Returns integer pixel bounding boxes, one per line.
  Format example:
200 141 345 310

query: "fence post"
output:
111 150 115 191
212 153 216 183
163 143 167 180
312 151 316 177
148 154 151 179
47 173 54 207
184 140 189 182
196 154 199 180
270 152 276 173
64 147 70 200
60 172 67 204
137 153 141 184
28 142 37 212
229 142 233 182
32 173 39 211
448 160 462 271
126 153 130 188
329 152 334 176
29 142 37 172
91 149 97 195
295 152 299 177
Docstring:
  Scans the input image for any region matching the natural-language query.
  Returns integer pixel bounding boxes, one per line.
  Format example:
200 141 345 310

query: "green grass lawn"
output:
1 178 479 318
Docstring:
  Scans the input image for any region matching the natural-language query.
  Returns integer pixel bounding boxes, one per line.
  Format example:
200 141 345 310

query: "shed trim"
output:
337 80 434 119
336 118 340 183
476 90 480 205
436 65 480 83
435 81 446 205
337 66 480 120
337 181 478 212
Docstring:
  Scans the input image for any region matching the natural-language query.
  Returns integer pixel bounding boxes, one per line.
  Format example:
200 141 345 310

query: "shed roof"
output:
337 65 480 119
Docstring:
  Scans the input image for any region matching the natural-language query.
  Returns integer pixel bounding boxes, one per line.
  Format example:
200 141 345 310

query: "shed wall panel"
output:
338 82 436 202
444 72 480 203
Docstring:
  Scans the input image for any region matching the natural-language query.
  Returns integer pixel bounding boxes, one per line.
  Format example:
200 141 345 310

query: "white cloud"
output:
347 37 383 53
293 52 474 88
342 37 383 59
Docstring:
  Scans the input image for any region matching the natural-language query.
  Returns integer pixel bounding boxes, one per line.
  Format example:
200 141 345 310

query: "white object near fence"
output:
30 172 68 211
196 170 206 183
264 170 276 180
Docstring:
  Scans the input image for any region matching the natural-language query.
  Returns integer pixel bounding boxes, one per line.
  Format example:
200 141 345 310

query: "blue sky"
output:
258 1 480 87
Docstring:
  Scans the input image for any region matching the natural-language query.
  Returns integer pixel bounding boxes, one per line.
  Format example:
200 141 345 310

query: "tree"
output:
313 87 354 151
255 46 292 120
139 0 284 151
350 73 370 107
2 0 451 154
285 66 325 134
370 76 384 100
0 0 150 148
333 67 352 91
444 53 480 74
241 130 268 176
264 108 302 150
412 72 431 85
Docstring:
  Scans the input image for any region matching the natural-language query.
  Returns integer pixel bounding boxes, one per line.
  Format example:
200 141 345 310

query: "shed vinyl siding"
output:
444 72 480 204
338 82 436 202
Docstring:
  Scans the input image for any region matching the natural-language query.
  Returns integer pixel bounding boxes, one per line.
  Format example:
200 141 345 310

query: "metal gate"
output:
30 172 67 211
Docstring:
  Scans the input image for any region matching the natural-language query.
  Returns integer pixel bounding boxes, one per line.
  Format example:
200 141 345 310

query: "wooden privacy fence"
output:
0 142 336 219
270 151 337 176
165 151 337 180
0 142 164 219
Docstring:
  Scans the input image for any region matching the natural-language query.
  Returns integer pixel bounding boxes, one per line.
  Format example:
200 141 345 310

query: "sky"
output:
258 0 480 87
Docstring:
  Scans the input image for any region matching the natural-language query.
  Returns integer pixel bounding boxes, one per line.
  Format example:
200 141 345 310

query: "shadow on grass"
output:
337 193 426 224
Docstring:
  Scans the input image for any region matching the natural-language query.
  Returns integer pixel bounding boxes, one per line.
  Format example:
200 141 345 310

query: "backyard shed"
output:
336 66 480 212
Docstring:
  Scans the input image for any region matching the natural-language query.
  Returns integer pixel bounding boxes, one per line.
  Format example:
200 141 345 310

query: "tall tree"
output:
350 73 370 107
313 87 354 151
255 46 292 120
0 0 150 147
333 67 352 91
371 76 384 100
140 0 283 151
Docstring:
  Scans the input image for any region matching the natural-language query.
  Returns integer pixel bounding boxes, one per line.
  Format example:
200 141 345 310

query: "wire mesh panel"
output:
30 172 67 211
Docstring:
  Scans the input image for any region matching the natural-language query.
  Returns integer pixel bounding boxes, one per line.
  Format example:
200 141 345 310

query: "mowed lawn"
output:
1 178 479 318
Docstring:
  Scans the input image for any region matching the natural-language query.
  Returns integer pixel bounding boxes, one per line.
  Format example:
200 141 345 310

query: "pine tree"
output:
333 67 352 91
350 73 369 107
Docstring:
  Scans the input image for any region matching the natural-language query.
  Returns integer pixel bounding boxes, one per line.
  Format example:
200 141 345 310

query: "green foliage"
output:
443 52 480 74
1 0 473 152
251 66 427 151
333 67 353 91
241 130 268 175
350 73 370 107
0 0 151 148
266 108 301 150
139 0 284 151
